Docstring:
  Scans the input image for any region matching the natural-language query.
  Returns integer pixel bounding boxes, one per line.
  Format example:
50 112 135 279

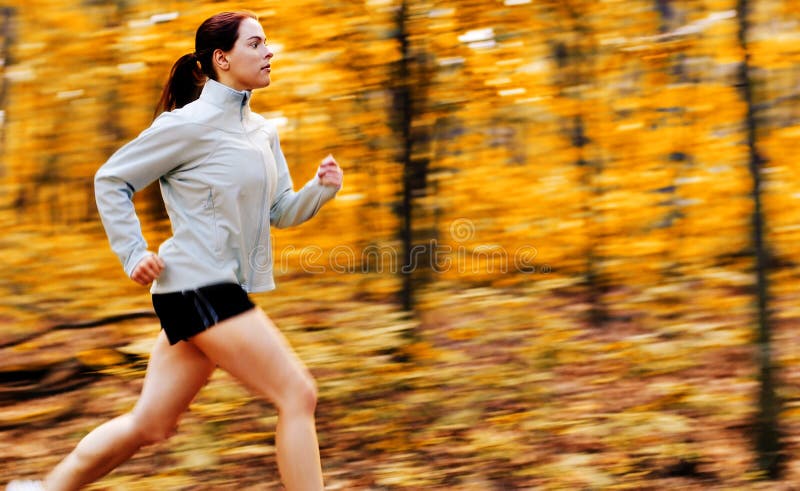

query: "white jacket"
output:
94 79 338 293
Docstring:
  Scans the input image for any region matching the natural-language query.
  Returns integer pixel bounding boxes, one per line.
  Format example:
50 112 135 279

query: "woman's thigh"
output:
188 307 315 409
132 330 217 436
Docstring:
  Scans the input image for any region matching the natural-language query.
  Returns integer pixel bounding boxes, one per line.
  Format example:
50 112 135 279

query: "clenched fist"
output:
318 154 343 190
131 253 165 286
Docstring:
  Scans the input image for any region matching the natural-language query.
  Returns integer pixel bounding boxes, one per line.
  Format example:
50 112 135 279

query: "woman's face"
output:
217 17 273 91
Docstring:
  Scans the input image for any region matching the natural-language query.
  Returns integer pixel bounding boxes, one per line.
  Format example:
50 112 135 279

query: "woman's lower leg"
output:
43 413 146 491
275 390 323 491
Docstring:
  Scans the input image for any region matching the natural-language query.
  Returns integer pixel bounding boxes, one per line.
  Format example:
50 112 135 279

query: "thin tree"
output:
556 2 607 326
391 0 432 311
736 0 782 478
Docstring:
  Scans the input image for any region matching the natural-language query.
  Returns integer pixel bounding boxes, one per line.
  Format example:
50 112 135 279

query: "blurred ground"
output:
1 225 800 490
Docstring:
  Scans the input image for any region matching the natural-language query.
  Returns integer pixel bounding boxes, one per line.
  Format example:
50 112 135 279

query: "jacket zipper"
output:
241 103 269 289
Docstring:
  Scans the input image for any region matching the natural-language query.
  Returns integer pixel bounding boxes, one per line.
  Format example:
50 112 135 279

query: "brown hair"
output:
155 11 258 117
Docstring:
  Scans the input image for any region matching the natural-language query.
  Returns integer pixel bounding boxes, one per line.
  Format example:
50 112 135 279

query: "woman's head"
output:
204 15 273 92
156 11 273 116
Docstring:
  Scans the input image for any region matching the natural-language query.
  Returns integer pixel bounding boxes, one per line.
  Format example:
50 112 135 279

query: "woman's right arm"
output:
94 112 198 280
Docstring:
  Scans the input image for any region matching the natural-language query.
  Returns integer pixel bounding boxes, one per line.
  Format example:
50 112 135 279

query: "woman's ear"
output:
213 48 229 71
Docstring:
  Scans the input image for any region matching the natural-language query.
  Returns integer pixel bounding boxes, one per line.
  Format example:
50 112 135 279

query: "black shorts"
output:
152 282 256 345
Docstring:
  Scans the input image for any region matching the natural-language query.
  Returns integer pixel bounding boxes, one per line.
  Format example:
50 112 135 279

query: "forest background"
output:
1 0 800 489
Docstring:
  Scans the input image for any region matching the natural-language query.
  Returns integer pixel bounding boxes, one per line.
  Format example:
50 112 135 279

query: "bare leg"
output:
189 307 324 491
44 331 216 491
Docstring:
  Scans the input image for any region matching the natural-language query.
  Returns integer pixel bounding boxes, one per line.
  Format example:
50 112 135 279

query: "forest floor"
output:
1 226 799 489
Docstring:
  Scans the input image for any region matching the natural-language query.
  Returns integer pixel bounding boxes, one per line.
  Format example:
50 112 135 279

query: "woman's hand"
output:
131 253 165 286
318 154 343 190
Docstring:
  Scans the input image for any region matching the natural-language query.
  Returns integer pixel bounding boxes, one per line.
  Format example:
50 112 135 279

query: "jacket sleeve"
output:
269 128 339 229
94 112 197 277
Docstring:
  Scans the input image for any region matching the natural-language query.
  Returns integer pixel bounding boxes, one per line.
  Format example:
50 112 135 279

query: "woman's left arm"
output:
269 129 342 229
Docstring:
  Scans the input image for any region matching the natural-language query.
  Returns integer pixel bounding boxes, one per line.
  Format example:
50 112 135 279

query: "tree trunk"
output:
392 0 431 311
557 4 606 327
736 0 782 478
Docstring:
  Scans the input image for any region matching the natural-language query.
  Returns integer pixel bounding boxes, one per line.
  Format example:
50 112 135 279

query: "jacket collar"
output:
199 78 252 121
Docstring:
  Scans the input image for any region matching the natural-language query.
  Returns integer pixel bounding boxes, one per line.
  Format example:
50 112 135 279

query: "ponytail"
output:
154 53 206 118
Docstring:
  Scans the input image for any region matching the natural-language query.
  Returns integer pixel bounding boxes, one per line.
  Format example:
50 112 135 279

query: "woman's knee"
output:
280 373 318 415
300 376 318 413
130 412 179 446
